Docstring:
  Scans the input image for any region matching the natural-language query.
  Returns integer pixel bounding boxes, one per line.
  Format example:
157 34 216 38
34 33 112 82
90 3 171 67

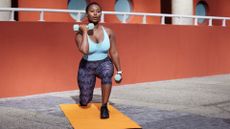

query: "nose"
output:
93 11 97 16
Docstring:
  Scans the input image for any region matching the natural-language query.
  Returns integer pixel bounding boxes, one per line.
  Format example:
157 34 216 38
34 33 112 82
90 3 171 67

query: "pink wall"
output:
0 22 230 98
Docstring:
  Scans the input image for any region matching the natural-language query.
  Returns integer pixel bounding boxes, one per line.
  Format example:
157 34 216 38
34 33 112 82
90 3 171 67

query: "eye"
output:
89 10 94 13
97 9 102 13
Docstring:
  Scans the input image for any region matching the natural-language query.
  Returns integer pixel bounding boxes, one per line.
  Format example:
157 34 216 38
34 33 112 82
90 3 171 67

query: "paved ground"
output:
0 74 230 129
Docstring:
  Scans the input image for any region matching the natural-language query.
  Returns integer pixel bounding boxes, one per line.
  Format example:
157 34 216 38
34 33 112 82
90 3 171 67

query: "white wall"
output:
172 0 193 25
0 0 11 21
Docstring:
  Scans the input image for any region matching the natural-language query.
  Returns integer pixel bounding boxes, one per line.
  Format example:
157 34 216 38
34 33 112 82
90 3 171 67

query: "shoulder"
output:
102 26 115 37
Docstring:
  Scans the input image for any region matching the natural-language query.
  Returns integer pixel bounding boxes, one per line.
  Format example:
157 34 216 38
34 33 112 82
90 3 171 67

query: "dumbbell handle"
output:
73 23 94 31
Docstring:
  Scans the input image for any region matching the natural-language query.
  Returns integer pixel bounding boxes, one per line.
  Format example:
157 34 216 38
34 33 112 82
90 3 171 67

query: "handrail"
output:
0 7 230 27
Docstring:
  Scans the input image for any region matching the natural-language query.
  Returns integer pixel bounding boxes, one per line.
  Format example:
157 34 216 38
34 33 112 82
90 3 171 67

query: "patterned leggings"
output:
77 57 114 105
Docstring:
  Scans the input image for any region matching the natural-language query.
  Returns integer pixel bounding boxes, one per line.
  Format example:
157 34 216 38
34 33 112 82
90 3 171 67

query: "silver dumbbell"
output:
73 23 94 31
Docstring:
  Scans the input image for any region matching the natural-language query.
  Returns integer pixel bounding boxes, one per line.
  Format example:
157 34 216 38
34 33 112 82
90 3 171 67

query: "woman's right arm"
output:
75 25 89 54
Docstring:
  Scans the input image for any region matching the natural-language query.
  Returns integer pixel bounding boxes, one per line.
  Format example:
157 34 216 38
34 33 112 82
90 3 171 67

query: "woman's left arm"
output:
107 28 122 72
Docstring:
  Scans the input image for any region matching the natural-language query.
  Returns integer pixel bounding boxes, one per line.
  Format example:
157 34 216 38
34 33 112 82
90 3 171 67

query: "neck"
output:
93 22 99 29
93 23 100 32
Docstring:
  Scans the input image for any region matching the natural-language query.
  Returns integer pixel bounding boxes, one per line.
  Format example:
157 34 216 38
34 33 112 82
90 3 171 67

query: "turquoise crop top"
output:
83 26 110 61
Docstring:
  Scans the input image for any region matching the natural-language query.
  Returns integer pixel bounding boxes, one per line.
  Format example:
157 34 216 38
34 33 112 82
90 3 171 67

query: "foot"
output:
100 104 109 119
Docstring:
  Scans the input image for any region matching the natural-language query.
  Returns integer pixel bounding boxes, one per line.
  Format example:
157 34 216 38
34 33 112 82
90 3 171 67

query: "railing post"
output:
100 13 104 23
142 15 146 24
222 19 226 27
39 11 45 21
10 10 15 21
2 8 230 28
179 16 182 24
194 18 198 26
208 18 212 26
76 12 81 22
161 16 165 25
122 14 127 23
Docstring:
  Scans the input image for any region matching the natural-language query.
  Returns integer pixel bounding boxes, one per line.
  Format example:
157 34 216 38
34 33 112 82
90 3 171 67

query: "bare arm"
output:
108 28 122 72
75 25 89 54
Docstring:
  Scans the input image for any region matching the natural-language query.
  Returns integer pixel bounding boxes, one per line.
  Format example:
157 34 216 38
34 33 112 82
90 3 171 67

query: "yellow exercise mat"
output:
60 103 142 129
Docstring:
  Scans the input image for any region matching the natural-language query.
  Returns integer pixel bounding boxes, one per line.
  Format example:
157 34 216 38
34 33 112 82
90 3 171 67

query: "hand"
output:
73 23 94 32
79 24 88 32
114 71 122 83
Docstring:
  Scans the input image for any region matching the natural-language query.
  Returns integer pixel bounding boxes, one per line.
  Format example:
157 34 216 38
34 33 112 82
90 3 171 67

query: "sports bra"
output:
83 26 110 61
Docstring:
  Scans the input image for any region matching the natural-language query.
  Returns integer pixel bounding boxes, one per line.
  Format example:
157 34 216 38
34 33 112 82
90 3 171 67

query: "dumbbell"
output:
73 23 94 31
114 71 122 83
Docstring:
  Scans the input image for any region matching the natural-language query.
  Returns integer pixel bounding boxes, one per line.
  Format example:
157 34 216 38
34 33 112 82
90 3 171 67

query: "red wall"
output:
18 0 73 22
17 0 230 26
207 0 230 26
18 0 161 24
0 22 78 97
1 22 230 98
195 0 230 26
200 0 230 17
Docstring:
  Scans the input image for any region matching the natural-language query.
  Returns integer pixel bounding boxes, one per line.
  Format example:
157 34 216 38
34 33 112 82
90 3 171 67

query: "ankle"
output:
102 103 107 107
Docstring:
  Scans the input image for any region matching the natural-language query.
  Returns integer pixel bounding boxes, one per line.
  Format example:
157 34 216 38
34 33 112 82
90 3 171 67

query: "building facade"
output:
1 0 230 26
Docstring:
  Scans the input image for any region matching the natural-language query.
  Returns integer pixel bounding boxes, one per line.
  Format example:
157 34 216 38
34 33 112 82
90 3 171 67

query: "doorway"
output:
161 0 172 24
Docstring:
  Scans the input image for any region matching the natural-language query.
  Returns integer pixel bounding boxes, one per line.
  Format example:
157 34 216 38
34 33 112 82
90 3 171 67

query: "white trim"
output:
0 7 230 27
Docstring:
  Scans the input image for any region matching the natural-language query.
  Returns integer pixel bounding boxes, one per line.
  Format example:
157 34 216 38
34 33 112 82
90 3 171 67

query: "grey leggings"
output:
77 57 114 105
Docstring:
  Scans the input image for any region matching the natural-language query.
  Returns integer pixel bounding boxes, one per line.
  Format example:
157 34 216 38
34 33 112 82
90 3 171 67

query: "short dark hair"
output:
85 2 102 13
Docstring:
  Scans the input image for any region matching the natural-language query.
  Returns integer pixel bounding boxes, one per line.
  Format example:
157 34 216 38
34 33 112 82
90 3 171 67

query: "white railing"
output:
0 7 230 27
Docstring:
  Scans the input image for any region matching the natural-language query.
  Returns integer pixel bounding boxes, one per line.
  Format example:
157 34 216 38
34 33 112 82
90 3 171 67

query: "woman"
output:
74 2 122 119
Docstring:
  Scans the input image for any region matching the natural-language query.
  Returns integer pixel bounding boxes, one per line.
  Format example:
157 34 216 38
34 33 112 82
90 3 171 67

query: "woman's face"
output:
87 4 102 23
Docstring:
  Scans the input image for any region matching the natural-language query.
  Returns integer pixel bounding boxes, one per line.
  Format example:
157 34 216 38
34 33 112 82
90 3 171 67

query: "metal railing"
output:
0 7 230 27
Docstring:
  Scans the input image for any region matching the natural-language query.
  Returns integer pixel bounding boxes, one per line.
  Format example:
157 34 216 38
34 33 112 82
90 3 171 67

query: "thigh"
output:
96 58 114 85
77 59 96 91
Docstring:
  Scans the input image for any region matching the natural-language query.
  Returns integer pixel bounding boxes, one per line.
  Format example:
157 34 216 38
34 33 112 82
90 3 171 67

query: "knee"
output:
80 101 89 106
79 94 92 106
102 77 112 85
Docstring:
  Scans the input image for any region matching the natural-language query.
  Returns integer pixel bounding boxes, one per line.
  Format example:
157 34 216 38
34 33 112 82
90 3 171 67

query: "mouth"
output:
93 17 98 20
